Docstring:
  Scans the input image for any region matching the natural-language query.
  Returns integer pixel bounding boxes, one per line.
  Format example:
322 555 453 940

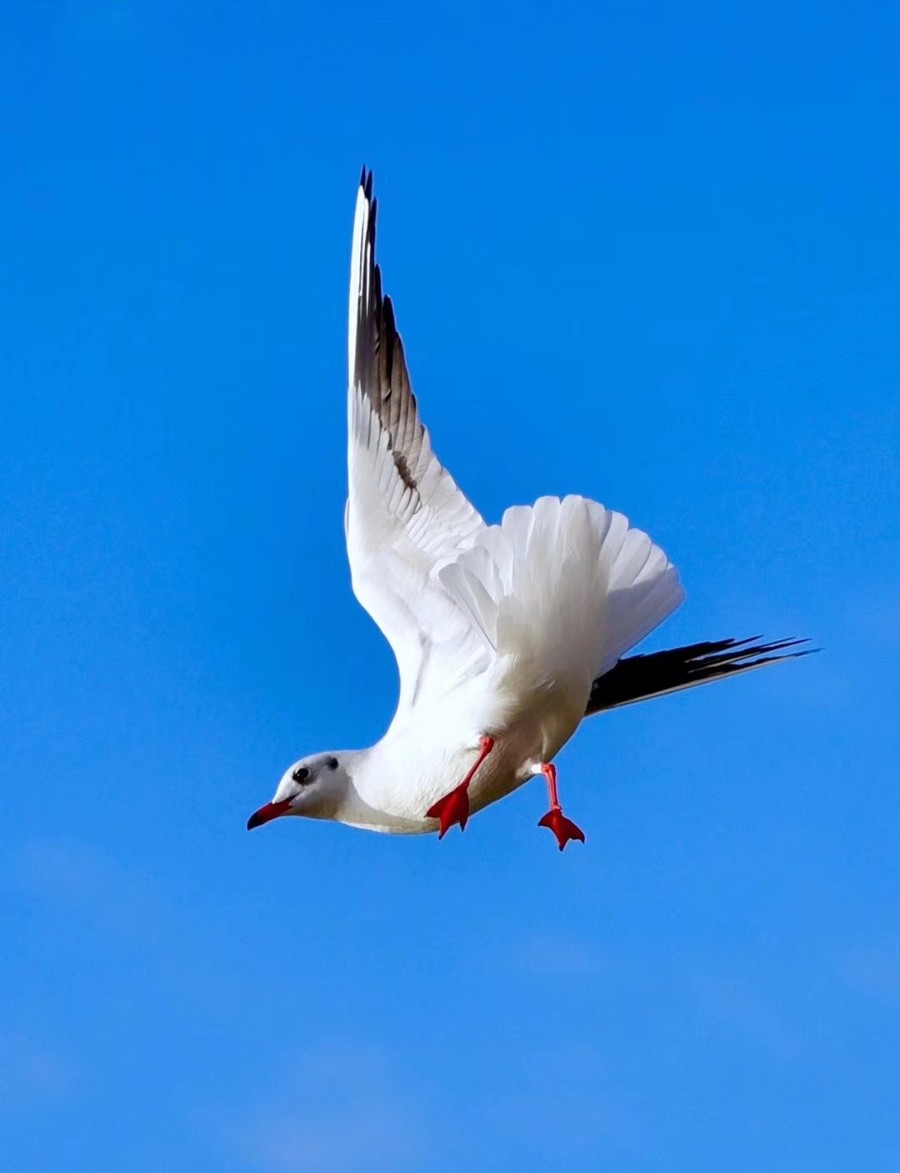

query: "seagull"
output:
247 170 810 850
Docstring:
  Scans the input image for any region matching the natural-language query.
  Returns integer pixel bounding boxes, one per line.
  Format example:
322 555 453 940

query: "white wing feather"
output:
345 172 486 715
344 172 684 734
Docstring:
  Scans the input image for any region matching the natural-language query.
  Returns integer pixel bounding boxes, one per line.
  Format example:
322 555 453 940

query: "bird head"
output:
247 752 350 829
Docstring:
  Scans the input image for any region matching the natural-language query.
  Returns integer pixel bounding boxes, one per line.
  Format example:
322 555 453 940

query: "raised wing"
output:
345 170 486 713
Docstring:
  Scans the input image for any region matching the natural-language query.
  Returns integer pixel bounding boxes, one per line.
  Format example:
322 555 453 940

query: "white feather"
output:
438 495 684 701
342 177 684 815
252 173 699 837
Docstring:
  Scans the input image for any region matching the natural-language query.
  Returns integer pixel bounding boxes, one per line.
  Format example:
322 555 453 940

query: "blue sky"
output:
2 1 899 1169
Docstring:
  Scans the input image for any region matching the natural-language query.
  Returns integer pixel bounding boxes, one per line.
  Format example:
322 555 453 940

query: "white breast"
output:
339 665 589 834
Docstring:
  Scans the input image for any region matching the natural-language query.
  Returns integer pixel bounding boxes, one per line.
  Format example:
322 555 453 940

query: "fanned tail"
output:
585 636 815 716
438 495 685 704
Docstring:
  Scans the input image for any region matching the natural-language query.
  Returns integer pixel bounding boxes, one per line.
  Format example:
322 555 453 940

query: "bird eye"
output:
326 757 339 770
292 766 310 784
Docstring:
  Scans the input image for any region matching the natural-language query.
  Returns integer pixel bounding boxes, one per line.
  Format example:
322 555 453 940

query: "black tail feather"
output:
584 636 815 717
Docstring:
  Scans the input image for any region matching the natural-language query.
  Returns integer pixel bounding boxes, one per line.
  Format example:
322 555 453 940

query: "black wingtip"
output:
382 293 396 335
360 166 374 200
585 634 818 716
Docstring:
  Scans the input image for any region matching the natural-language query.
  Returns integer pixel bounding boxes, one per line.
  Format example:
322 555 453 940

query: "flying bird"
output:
247 170 809 850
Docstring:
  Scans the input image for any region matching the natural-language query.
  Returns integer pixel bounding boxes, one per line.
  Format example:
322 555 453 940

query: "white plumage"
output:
246 170 807 848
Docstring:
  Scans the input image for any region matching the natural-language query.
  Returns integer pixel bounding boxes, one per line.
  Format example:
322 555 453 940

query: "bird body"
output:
247 170 809 848
258 494 683 836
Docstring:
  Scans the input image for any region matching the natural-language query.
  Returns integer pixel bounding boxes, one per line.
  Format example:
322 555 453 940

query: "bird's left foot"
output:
538 806 586 851
537 762 585 851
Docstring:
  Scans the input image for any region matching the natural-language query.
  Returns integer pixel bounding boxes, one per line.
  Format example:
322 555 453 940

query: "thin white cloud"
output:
213 1040 428 1173
217 1036 641 1170
14 838 110 900
484 1039 643 1160
511 931 614 979
0 1032 75 1106
690 973 798 1059
12 837 172 941
848 593 900 648
838 945 900 998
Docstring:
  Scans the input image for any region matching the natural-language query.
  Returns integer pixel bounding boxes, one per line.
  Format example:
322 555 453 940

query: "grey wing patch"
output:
352 170 428 501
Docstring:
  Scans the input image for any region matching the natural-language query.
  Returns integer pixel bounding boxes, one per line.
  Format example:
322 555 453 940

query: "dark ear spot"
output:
326 757 339 770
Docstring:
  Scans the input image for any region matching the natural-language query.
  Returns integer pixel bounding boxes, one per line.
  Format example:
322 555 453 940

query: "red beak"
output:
246 798 293 830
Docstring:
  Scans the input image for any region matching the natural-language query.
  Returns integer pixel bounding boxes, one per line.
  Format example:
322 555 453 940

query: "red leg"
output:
427 736 495 838
538 763 585 851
